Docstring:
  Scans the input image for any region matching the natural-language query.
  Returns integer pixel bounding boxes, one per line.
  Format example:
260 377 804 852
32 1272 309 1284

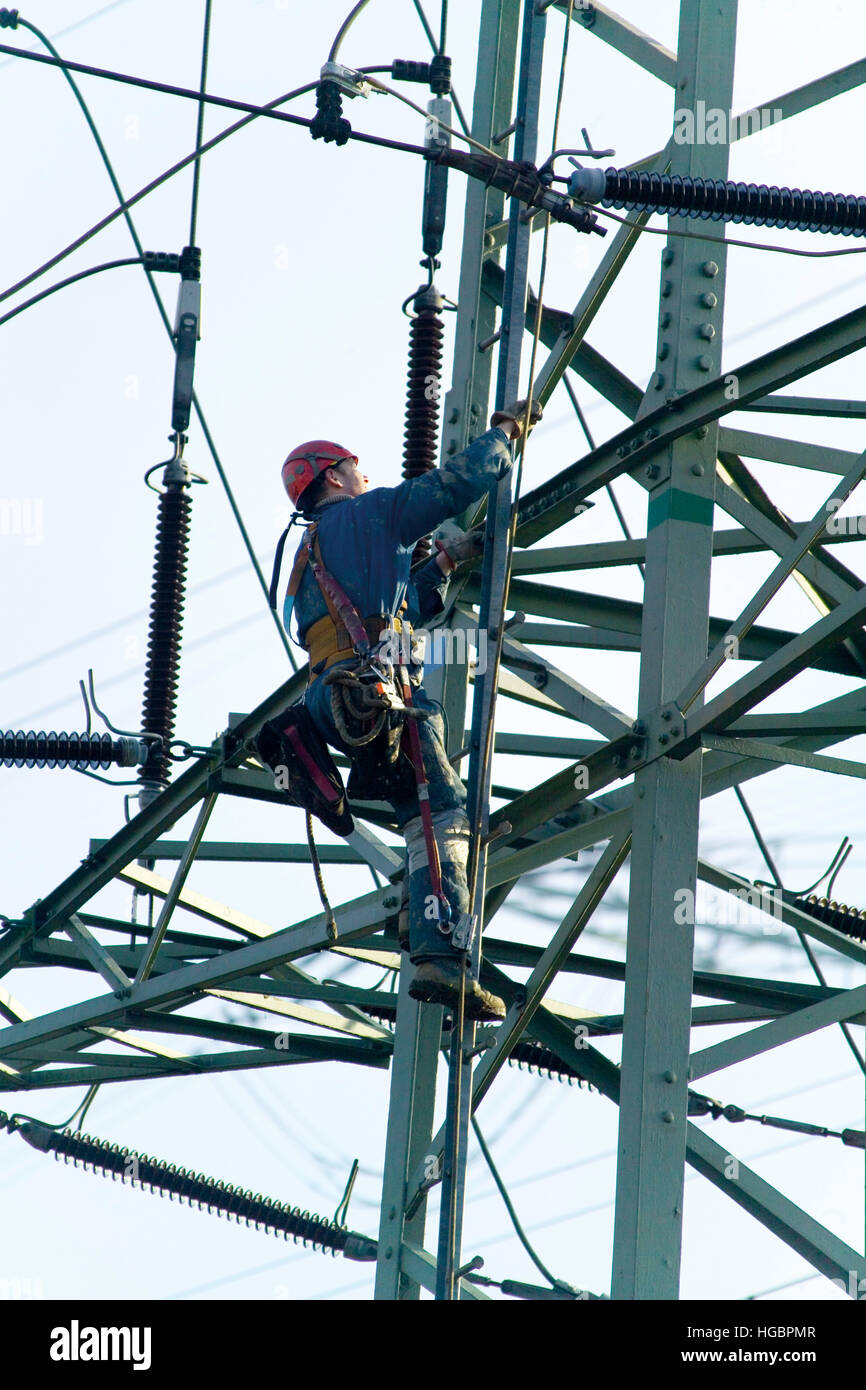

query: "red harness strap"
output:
290 521 448 921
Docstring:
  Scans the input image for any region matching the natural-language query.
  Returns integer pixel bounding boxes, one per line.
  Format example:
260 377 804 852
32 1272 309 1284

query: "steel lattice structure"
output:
2 0 866 1300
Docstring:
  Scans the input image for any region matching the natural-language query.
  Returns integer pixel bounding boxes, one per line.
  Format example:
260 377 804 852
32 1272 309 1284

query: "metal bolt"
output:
646 427 659 440
631 720 646 735
661 312 672 329
383 896 399 909
629 743 641 760
664 1070 677 1084
670 726 681 737
695 425 708 439
661 708 672 721
661 279 673 298
389 1206 396 1220
697 354 713 371
699 323 715 340
617 444 629 458
662 247 675 266
701 260 719 277
645 462 660 479
657 342 669 360
661 1110 675 1124
653 373 665 390
449 407 459 424
691 461 704 476
700 292 717 309
658 732 669 745
385 1246 393 1259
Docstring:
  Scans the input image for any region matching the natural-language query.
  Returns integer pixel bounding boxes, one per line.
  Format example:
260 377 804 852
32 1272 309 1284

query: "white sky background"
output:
0 0 864 1302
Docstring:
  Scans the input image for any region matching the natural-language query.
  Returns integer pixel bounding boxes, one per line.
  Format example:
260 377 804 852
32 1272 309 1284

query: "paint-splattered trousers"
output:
304 665 470 963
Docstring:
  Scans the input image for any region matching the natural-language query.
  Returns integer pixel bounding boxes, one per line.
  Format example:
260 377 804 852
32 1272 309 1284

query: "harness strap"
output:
309 530 371 652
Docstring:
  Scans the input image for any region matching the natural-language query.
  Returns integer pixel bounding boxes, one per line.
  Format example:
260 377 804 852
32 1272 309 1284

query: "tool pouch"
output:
255 704 354 837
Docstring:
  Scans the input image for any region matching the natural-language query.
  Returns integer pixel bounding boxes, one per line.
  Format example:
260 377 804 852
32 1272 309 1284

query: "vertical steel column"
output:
611 0 738 1300
374 970 443 1300
435 0 547 1300
439 0 521 463
374 0 521 1301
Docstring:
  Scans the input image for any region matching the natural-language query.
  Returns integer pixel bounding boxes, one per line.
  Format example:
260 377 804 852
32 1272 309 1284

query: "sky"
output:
0 0 865 1303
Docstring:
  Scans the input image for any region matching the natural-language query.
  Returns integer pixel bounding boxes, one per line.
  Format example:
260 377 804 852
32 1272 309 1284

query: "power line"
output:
0 555 268 683
0 0 133 68
7 17 299 671
188 0 213 247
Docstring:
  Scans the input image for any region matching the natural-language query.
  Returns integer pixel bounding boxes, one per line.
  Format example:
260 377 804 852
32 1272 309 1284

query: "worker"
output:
258 400 542 1021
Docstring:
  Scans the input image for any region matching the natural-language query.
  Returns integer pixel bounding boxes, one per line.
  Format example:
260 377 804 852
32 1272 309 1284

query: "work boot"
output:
409 959 506 1022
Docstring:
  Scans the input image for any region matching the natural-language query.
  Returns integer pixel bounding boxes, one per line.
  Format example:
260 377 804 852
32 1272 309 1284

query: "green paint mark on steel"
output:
647 489 714 531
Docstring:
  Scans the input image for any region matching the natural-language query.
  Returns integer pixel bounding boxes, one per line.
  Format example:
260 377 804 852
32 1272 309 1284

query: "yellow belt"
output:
306 614 410 683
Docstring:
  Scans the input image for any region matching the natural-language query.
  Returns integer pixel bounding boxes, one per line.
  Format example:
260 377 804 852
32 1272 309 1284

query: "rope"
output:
306 811 338 942
593 203 866 259
364 74 497 157
329 679 386 746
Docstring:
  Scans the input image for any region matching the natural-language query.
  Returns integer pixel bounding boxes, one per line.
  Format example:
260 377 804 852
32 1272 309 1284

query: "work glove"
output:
490 397 543 439
434 526 484 572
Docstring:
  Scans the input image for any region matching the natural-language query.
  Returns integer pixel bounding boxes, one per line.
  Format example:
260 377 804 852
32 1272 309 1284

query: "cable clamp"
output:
451 912 477 950
320 62 371 99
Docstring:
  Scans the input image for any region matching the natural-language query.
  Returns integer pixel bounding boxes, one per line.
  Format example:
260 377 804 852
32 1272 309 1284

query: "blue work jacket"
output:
284 426 513 645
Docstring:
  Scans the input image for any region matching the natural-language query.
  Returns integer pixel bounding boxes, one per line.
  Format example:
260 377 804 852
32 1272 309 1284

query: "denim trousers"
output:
304 662 469 962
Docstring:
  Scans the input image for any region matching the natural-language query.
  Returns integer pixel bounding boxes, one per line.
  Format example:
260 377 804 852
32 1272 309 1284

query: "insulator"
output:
8 1120 377 1262
310 80 350 145
0 730 146 770
778 890 866 944
402 286 445 563
508 1040 595 1088
139 481 191 788
581 167 866 238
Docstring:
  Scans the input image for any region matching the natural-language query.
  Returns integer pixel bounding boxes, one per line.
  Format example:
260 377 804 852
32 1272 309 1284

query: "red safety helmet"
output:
281 440 358 507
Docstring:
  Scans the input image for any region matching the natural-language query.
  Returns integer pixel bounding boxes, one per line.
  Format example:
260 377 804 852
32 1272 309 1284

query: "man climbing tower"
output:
258 400 541 1021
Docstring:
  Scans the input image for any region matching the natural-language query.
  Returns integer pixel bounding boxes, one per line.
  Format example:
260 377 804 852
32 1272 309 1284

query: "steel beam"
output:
742 394 866 419
515 302 866 544
375 972 443 1300
552 1 677 86
611 0 738 1301
0 888 392 1059
689 983 866 1082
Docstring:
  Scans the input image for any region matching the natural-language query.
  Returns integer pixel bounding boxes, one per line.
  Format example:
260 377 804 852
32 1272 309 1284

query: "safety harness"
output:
272 518 452 928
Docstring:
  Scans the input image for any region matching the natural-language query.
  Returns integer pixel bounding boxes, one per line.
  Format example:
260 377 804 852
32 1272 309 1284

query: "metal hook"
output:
539 131 616 182
86 669 162 745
